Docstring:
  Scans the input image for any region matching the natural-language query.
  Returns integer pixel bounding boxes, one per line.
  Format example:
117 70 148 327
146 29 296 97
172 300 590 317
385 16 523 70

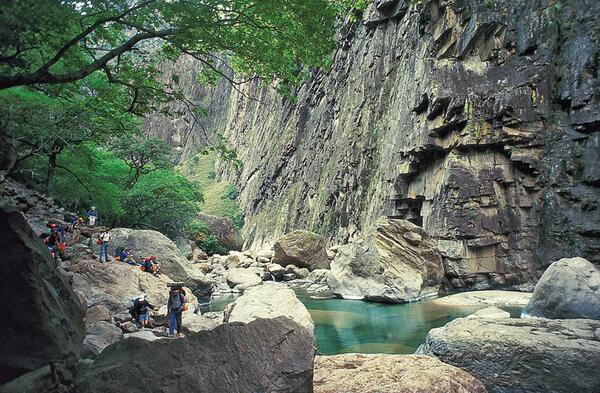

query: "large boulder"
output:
65 257 198 315
417 317 600 393
197 213 243 251
75 317 315 393
328 218 444 303
0 205 85 384
184 269 215 303
523 257 600 320
225 268 262 291
314 354 487 393
273 230 330 270
109 228 189 281
226 285 314 335
82 321 123 359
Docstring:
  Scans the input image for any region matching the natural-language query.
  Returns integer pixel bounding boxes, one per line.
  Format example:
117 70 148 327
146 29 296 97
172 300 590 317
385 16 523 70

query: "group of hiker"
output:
95 229 162 275
129 285 188 337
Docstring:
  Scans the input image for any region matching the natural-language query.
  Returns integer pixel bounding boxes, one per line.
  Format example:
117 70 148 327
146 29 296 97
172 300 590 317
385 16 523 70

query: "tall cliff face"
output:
158 0 600 289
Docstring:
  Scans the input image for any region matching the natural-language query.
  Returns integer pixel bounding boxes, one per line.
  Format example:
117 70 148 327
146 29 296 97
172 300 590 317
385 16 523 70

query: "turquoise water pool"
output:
204 289 522 355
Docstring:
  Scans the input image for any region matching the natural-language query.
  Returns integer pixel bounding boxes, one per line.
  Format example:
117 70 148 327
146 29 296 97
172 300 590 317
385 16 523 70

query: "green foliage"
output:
222 185 239 200
178 152 245 229
198 234 228 256
185 219 210 239
111 134 173 188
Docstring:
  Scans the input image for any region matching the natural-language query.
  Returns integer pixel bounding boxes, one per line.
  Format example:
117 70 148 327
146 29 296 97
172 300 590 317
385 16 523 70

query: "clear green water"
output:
204 289 522 355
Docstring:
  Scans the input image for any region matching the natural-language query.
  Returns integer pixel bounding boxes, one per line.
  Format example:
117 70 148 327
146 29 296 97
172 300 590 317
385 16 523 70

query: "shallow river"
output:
204 289 522 355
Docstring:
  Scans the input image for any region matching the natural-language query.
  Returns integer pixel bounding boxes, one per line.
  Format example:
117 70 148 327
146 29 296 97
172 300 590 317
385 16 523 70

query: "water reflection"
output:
203 289 522 355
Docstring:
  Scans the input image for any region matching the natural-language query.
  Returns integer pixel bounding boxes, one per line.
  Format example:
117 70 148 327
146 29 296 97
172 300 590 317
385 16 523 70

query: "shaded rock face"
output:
417 317 600 393
523 257 600 320
0 206 85 384
159 0 600 289
226 285 314 335
328 218 444 303
110 228 189 281
196 213 243 251
273 230 330 270
75 317 315 393
82 321 123 359
314 354 487 393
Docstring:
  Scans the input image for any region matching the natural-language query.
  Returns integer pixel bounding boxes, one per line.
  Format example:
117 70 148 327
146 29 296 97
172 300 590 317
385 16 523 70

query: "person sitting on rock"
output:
141 256 160 276
133 294 158 329
167 287 187 338
149 255 161 275
121 249 139 266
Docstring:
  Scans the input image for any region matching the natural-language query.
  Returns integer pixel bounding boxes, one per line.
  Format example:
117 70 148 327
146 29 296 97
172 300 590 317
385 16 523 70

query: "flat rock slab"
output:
417 317 600 393
314 354 487 393
75 317 315 393
433 290 531 307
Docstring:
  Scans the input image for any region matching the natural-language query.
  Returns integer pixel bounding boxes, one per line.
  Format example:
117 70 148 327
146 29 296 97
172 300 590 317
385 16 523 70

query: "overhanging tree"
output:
0 0 345 109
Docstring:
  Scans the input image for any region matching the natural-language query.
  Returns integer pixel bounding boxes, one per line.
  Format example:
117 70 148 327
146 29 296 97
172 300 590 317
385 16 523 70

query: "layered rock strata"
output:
156 0 600 290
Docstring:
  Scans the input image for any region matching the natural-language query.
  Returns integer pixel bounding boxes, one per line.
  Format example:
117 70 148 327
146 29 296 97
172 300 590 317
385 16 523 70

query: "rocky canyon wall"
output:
154 0 600 289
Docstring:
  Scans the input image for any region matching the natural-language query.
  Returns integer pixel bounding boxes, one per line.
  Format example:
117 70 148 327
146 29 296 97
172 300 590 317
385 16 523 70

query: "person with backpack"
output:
41 223 60 264
98 229 111 265
132 294 157 329
167 286 187 338
87 206 98 226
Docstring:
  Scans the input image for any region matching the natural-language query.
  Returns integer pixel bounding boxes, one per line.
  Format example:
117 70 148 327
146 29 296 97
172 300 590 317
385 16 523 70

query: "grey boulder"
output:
273 230 330 270
523 257 600 320
417 317 600 393
328 218 444 303
75 317 315 393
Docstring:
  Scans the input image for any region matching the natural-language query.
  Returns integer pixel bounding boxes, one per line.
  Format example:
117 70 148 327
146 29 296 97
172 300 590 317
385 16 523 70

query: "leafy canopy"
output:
0 0 346 109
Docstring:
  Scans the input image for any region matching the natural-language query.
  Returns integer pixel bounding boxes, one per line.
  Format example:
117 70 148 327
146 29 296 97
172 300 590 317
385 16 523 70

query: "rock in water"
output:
314 354 487 393
75 317 315 393
226 285 314 335
273 230 330 270
465 307 510 319
0 205 85 384
328 218 443 303
523 257 600 320
109 228 189 281
417 317 600 393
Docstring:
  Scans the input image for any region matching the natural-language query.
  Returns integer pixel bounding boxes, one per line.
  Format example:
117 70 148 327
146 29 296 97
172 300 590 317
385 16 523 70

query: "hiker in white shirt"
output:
98 230 112 264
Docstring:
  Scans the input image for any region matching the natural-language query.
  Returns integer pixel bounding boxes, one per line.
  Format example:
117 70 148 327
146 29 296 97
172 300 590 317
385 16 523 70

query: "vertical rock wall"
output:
154 0 600 289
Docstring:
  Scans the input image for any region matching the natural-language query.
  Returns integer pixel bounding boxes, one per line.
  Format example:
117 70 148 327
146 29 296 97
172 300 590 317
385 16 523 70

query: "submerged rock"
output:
273 230 330 270
523 257 600 320
466 307 510 319
226 285 314 335
417 317 600 393
314 354 487 393
0 205 85 384
75 317 315 393
328 218 443 303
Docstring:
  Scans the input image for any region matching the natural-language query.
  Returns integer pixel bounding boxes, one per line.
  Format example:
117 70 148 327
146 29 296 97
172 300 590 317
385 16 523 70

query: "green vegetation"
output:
179 152 245 229
0 0 358 242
